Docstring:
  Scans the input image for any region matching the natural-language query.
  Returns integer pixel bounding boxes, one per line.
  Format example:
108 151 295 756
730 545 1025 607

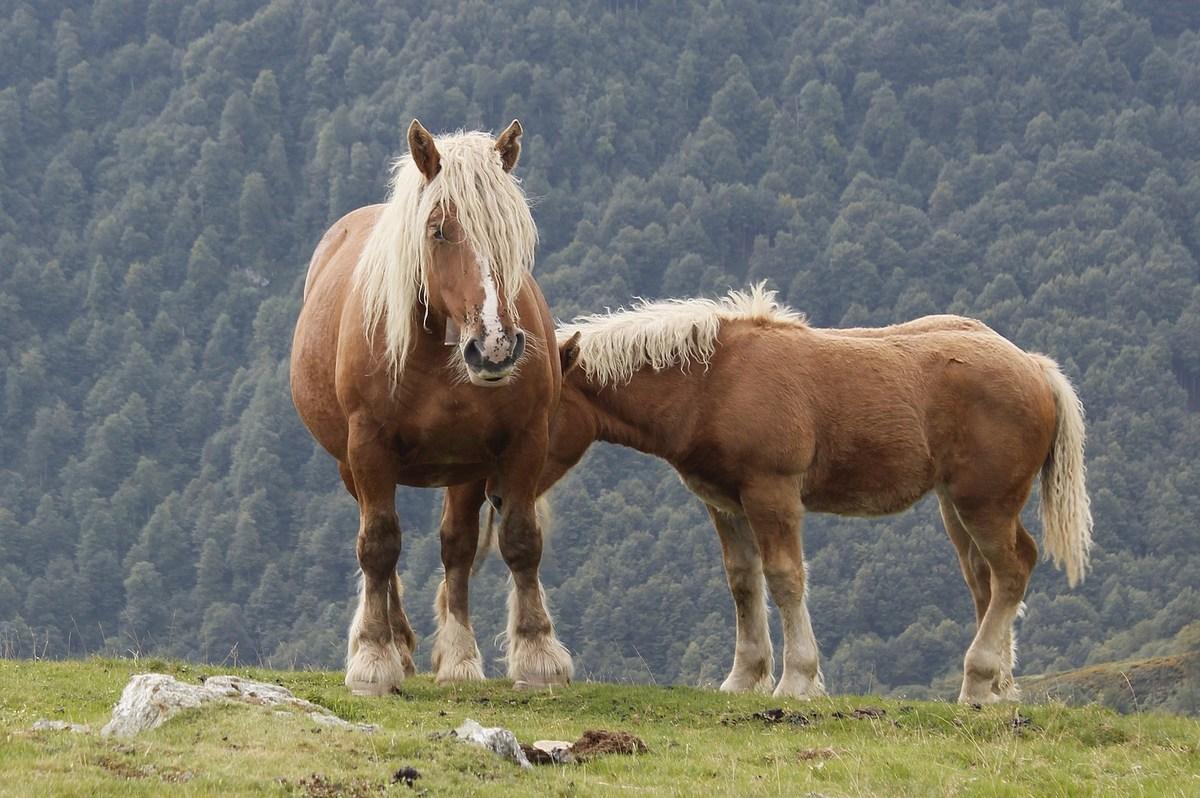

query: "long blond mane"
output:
558 283 805 384
353 131 537 381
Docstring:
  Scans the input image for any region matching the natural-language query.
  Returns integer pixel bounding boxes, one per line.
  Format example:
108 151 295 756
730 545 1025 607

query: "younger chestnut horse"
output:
443 285 1091 703
291 120 573 695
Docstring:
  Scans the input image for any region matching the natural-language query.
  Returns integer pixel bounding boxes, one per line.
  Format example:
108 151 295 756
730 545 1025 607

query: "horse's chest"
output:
389 399 513 465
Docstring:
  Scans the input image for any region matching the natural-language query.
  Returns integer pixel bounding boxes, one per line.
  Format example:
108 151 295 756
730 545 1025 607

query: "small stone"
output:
523 740 576 765
31 719 90 733
309 711 378 733
451 718 531 769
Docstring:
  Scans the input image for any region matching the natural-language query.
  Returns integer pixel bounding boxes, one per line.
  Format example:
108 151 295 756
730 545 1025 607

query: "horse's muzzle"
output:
463 330 526 385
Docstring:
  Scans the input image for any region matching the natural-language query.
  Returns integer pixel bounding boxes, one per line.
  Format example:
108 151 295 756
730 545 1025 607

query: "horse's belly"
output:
677 473 741 514
393 463 491 488
802 468 932 517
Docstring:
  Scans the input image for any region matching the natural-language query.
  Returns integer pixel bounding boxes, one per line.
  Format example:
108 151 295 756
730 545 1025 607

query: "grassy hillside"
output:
2 659 1197 797
1021 650 1200 716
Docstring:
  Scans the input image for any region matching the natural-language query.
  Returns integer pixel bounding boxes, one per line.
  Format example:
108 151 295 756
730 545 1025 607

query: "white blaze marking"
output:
476 251 509 364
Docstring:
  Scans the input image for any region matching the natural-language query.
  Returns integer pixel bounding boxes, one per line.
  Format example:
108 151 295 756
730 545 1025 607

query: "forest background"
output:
1 0 1198 707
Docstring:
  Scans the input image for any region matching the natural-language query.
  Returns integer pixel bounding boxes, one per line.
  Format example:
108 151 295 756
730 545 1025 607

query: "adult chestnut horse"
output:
291 120 573 695
442 285 1092 704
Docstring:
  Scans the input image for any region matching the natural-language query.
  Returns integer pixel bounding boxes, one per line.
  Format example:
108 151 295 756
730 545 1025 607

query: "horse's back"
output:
708 319 1056 515
825 323 1057 507
833 313 989 338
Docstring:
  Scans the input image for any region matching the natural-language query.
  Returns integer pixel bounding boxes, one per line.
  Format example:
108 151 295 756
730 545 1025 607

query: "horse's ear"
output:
495 119 523 172
559 331 582 376
408 119 441 181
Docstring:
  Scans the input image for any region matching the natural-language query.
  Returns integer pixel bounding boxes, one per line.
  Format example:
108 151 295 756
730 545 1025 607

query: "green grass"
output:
2 658 1198 797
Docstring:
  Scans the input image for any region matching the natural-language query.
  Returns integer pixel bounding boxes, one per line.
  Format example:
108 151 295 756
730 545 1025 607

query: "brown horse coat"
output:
293 203 560 487
446 285 1091 702
291 122 573 694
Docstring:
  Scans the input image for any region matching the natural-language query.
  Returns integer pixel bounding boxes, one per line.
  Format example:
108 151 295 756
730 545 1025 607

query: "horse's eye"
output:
432 225 446 241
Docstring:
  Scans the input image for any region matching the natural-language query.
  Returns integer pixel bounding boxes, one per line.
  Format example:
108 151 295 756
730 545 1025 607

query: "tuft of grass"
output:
1 657 1198 796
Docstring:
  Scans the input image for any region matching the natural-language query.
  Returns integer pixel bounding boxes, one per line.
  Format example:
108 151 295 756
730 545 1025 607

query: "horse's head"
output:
410 119 530 386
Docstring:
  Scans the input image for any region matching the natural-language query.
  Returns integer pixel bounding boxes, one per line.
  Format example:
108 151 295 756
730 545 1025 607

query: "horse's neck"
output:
573 368 693 461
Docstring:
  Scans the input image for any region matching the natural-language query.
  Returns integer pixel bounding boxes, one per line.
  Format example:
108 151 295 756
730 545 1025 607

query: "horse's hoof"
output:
346 679 394 697
512 673 570 691
720 670 775 695
773 681 826 700
435 658 486 684
508 636 574 690
345 640 408 696
957 686 1002 705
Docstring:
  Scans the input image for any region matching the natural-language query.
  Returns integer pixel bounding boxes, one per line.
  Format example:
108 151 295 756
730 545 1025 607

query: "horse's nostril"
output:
512 331 526 361
463 338 484 368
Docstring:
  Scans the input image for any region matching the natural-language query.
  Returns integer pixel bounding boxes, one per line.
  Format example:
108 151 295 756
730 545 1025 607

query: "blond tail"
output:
471 496 553 575
1033 355 1093 587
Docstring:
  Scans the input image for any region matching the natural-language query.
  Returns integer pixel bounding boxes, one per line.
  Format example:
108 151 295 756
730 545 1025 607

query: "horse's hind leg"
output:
938 492 991 626
742 481 825 699
952 503 1037 705
430 481 487 683
707 505 774 694
939 494 1025 700
997 524 1035 700
387 573 417 677
343 433 411 696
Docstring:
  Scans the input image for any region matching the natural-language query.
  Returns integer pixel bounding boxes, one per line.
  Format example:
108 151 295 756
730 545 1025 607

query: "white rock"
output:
31 719 91 733
308 711 377 732
451 718 531 769
100 673 377 738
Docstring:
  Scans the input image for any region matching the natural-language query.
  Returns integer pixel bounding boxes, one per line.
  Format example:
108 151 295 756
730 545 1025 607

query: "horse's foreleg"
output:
743 482 825 700
495 430 572 689
708 505 774 694
343 438 410 696
499 504 573 688
431 481 487 683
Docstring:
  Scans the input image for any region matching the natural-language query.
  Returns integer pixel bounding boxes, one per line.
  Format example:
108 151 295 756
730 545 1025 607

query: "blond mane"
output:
353 131 538 381
558 283 805 384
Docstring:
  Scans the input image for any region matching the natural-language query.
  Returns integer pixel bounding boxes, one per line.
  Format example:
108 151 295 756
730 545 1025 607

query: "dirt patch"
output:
723 707 815 726
725 705 889 728
92 755 145 780
832 707 886 720
570 729 648 759
283 774 382 798
90 756 192 783
758 707 814 725
1009 713 1036 733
